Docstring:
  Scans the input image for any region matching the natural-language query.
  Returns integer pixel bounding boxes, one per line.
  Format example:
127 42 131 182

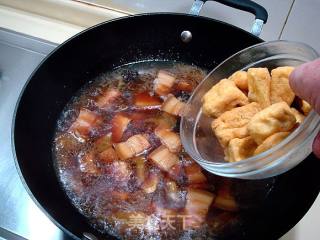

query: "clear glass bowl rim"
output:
180 40 320 173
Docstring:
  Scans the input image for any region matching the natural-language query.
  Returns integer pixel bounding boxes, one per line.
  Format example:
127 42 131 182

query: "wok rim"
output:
11 12 266 240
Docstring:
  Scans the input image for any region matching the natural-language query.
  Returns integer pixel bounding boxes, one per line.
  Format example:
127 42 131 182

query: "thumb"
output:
289 58 320 158
289 58 320 114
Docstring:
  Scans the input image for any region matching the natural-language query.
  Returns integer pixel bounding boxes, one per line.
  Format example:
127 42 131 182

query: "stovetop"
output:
0 28 70 240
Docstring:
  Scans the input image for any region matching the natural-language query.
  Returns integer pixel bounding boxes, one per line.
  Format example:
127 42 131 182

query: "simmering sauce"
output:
53 62 265 239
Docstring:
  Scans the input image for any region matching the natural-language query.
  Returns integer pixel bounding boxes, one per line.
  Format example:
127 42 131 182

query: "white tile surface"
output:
281 0 320 53
0 5 82 44
87 0 294 40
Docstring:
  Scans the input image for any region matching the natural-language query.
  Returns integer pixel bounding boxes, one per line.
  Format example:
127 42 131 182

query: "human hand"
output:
289 58 320 158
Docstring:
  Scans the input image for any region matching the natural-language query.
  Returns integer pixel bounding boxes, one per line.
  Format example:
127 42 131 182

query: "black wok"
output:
13 0 320 239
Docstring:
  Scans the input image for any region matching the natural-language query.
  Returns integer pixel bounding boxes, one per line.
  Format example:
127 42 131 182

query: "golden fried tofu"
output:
301 100 311 116
225 137 257 162
228 71 248 91
270 66 295 105
202 79 249 118
254 132 290 155
247 68 271 108
212 102 261 147
248 102 296 144
290 108 305 123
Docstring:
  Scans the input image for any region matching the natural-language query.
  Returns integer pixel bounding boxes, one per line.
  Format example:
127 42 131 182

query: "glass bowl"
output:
180 40 320 179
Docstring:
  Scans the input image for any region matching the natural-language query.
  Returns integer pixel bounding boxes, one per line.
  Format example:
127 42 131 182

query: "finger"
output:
289 58 320 114
312 131 320 159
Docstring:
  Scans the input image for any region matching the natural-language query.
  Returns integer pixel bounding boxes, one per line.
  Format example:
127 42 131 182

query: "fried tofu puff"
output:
254 132 290 155
212 103 261 147
225 137 258 162
248 102 296 144
290 108 305 123
301 100 312 116
247 68 271 108
270 67 295 105
202 79 249 118
228 71 248 91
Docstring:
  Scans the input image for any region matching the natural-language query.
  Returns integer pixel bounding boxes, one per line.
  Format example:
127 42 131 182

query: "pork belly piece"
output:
98 147 119 163
165 180 180 201
114 134 151 160
79 151 100 175
69 108 102 140
168 163 184 182
94 133 112 153
141 173 159 194
134 91 162 108
110 161 132 182
111 113 131 143
145 112 177 130
134 157 146 184
154 70 176 96
175 80 194 92
213 181 238 212
185 162 207 184
154 127 181 153
149 145 179 172
95 88 121 108
161 94 186 116
183 188 215 229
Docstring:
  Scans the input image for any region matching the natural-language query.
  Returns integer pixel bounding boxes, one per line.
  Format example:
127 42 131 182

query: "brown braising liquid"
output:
53 61 272 240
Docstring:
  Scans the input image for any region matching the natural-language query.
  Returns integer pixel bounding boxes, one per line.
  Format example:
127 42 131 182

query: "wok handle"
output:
189 0 268 37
